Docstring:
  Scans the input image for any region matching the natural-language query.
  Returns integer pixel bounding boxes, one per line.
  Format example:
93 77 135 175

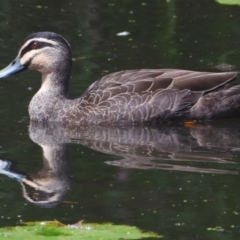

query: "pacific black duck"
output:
0 32 239 125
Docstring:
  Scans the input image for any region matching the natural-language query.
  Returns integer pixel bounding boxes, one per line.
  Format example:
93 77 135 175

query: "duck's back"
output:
63 69 239 125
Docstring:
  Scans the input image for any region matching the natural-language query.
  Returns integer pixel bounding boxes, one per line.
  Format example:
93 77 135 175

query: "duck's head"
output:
0 32 72 78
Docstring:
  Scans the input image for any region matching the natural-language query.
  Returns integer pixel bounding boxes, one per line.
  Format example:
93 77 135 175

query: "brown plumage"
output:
65 69 239 124
0 32 239 125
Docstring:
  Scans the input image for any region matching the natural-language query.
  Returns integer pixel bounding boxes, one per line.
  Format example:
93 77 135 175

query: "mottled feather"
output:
67 69 238 125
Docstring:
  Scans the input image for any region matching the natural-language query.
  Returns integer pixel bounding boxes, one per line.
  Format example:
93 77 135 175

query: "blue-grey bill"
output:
0 56 26 79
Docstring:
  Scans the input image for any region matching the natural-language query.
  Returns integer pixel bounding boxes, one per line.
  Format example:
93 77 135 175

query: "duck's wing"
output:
165 70 238 92
78 69 239 123
83 69 238 95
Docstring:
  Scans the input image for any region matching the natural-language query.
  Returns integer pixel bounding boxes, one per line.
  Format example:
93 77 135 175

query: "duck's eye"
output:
31 42 39 49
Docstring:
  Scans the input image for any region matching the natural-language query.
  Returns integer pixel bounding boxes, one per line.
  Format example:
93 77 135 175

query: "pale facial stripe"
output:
19 38 57 53
20 48 50 66
19 38 58 66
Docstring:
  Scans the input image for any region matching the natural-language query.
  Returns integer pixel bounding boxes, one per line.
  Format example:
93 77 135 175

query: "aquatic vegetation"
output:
0 220 162 239
216 0 240 5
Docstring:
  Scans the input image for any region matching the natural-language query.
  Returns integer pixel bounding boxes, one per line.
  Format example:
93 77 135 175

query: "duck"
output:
0 31 239 125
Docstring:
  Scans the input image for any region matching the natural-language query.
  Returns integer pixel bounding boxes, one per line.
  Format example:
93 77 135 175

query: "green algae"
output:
0 221 162 239
216 0 240 5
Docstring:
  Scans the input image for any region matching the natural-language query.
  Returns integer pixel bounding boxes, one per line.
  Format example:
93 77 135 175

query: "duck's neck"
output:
37 53 72 98
38 71 69 98
29 69 71 122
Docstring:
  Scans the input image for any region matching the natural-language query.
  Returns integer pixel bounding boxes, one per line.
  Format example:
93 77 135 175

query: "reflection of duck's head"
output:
0 152 72 207
21 175 70 208
24 122 72 207
19 141 72 207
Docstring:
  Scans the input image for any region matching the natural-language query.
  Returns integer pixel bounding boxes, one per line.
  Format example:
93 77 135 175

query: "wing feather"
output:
76 69 239 124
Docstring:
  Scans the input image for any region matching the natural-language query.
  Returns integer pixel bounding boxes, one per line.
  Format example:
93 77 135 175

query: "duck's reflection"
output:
0 129 72 207
0 121 239 207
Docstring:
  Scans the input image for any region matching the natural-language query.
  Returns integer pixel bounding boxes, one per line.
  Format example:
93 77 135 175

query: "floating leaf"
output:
216 0 240 5
0 221 162 239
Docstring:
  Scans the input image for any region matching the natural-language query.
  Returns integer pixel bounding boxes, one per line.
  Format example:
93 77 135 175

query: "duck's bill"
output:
0 55 27 79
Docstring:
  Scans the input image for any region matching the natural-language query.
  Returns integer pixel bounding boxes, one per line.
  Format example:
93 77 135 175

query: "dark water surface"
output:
0 0 240 239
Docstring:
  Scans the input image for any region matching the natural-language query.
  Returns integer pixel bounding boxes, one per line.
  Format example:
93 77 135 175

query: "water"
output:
0 0 240 239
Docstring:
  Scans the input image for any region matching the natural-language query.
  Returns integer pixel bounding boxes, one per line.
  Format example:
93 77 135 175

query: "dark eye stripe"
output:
20 41 54 57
